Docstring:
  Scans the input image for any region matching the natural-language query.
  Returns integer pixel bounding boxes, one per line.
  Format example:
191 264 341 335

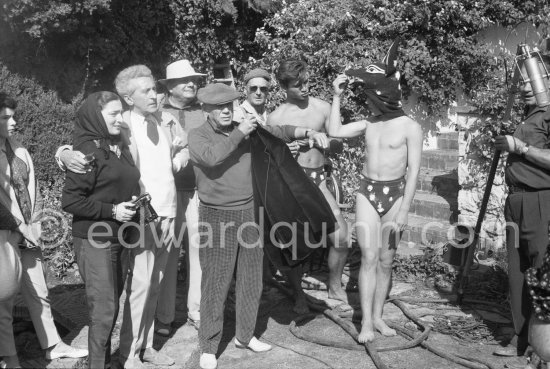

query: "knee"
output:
378 258 393 272
334 232 350 249
361 250 378 268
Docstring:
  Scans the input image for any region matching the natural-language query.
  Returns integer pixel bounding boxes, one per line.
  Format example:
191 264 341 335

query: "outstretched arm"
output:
395 121 423 230
327 74 367 138
55 145 90 173
495 135 550 170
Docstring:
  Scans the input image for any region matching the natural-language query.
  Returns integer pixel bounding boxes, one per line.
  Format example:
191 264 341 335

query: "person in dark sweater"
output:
62 91 140 369
189 83 329 369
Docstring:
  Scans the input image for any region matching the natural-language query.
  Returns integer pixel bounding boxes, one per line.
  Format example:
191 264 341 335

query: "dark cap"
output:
243 68 271 84
197 83 241 105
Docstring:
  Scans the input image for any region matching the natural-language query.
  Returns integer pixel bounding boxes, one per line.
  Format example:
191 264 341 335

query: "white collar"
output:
130 110 150 125
241 101 267 121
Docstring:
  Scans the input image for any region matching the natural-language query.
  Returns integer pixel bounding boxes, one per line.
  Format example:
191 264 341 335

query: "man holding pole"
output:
493 51 550 358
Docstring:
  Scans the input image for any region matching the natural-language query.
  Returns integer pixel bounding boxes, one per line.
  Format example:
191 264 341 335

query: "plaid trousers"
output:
198 204 263 354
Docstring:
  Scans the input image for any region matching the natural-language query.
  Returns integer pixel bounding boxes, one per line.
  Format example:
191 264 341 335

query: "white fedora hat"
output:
158 60 206 84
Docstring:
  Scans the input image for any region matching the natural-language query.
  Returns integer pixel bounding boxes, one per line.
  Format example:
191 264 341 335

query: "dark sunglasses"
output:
249 86 268 93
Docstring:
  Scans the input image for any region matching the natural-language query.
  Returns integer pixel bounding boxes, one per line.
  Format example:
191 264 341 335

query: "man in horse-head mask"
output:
327 38 423 343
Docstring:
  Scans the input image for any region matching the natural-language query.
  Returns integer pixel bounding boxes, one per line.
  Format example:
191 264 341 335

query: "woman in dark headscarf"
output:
62 91 140 369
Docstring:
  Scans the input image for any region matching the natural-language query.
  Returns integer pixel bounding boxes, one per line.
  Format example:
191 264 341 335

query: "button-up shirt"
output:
0 139 13 212
130 111 177 217
159 97 205 191
233 100 267 126
506 106 550 189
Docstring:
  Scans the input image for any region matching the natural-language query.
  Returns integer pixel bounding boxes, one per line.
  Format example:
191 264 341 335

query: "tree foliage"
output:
168 0 276 72
239 0 550 204
0 0 279 99
253 0 549 114
1 0 550 273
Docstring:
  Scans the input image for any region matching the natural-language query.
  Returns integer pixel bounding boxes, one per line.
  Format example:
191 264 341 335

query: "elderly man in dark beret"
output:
188 83 328 369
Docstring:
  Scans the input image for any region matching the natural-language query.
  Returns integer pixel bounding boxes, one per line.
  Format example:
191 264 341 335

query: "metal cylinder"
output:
523 56 550 107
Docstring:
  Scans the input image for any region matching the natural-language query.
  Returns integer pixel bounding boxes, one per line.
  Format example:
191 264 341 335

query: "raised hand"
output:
332 74 349 97
238 114 258 136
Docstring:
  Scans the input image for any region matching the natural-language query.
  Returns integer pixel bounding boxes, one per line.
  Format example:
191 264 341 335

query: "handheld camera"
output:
131 193 158 224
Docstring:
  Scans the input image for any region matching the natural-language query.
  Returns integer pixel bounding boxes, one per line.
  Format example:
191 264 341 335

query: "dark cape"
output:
250 125 337 267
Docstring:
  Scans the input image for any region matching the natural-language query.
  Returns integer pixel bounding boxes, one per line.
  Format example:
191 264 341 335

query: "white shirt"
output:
233 100 267 126
129 111 176 218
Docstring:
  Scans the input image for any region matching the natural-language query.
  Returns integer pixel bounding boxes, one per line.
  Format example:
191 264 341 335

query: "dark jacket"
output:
250 126 337 267
62 140 140 242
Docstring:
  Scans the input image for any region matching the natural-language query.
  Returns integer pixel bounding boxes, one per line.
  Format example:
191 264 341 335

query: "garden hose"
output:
268 279 505 369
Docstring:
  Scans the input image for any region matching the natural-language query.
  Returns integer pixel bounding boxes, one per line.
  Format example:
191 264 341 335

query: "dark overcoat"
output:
250 126 337 267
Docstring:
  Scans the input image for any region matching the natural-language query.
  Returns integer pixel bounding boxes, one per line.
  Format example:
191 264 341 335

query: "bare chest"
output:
365 122 406 150
274 106 327 131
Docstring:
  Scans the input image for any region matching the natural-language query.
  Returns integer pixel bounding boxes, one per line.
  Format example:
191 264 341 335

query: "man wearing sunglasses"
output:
233 68 271 126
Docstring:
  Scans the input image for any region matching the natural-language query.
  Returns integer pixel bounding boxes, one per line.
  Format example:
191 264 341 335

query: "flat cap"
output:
197 83 241 105
243 68 271 84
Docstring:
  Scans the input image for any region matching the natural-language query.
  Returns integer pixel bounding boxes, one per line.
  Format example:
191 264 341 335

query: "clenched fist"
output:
238 115 258 136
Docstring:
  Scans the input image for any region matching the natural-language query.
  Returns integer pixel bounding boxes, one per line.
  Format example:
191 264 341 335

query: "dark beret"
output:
197 83 241 105
243 68 271 84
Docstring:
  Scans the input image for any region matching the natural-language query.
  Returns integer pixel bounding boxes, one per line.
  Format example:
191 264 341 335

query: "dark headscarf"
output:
73 92 124 158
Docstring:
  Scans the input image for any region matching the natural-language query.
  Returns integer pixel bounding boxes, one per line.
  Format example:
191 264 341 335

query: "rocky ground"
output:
6 243 537 369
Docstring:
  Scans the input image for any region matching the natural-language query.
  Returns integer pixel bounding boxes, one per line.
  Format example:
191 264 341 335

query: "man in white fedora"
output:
155 59 206 336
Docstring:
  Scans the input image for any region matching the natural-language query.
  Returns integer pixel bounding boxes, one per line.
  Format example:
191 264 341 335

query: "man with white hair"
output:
58 65 186 368
113 64 187 369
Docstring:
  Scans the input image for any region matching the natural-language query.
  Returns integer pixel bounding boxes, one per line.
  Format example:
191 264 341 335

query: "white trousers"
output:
119 216 174 361
0 231 60 356
157 190 201 323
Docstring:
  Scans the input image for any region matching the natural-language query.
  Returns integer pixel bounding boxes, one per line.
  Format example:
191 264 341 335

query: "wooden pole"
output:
457 45 523 304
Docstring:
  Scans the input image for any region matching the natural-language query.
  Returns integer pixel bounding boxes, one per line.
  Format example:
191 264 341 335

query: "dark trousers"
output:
74 237 125 369
505 190 550 346
198 205 263 354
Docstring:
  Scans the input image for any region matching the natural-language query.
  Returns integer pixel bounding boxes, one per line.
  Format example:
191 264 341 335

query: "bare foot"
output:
327 286 348 304
358 321 375 343
293 294 310 314
374 318 397 337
